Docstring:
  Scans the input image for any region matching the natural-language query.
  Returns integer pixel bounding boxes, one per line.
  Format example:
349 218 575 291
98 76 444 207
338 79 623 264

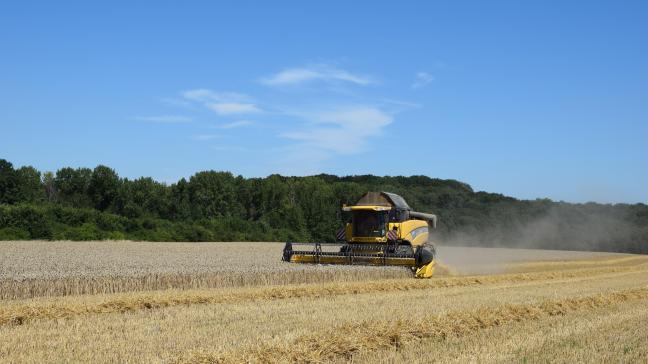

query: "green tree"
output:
187 171 243 218
0 159 19 204
54 167 93 207
169 178 191 220
42 171 58 202
16 166 43 203
115 177 169 218
294 177 338 242
88 165 120 211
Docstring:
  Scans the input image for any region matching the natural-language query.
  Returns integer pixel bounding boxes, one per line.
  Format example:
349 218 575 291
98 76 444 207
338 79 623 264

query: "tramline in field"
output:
282 192 438 278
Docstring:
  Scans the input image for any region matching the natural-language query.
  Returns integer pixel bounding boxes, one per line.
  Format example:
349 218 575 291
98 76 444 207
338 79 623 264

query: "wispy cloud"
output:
207 103 261 115
133 115 192 123
412 71 434 89
182 89 262 115
217 120 254 129
282 106 393 154
378 98 422 110
154 65 419 173
261 65 374 86
160 97 194 108
183 89 250 103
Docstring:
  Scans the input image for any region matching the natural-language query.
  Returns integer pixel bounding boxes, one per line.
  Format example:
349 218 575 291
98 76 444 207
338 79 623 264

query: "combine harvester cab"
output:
282 192 437 278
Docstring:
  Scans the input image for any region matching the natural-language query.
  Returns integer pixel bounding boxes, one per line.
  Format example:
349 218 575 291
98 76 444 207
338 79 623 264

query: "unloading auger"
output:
282 192 438 278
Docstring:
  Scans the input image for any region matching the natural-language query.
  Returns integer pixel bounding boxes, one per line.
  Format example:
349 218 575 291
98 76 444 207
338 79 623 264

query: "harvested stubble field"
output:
1 241 647 363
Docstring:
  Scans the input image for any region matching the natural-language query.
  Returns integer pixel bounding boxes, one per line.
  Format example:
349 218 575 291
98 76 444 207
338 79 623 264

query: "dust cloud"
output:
431 206 638 275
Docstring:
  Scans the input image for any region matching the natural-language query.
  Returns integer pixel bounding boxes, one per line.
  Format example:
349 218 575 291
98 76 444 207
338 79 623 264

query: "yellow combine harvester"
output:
282 192 438 278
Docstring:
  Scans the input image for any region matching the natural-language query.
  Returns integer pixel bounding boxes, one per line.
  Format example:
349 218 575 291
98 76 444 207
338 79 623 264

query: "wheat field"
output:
0 241 411 300
0 241 647 363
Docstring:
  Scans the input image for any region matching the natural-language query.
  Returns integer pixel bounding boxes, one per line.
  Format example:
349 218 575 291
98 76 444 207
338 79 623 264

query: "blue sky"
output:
1 1 647 203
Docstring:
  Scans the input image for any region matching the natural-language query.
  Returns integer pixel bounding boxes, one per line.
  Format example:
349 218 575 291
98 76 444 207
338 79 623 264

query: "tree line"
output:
0 159 646 254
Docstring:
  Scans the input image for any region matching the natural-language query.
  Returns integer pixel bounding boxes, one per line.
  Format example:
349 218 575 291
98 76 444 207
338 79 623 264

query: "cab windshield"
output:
352 211 386 237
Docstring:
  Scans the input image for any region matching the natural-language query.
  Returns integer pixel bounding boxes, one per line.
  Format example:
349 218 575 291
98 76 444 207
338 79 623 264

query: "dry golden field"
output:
1 241 647 363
